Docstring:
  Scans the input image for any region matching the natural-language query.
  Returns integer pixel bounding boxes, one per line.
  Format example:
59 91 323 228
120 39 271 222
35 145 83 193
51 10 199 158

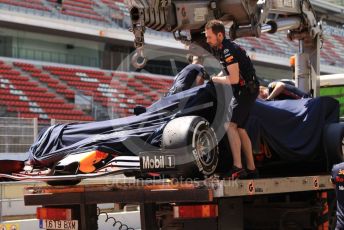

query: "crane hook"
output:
131 47 148 69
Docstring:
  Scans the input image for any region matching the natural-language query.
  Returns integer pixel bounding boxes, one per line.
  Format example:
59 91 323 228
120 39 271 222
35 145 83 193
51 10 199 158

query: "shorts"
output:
229 87 258 128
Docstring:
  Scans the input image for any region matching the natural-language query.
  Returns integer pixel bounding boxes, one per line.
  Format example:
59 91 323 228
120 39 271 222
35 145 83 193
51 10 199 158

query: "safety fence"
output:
0 117 37 154
0 117 81 155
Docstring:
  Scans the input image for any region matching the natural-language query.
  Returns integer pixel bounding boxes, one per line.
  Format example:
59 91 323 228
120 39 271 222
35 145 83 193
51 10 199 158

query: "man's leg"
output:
238 128 255 170
226 122 242 168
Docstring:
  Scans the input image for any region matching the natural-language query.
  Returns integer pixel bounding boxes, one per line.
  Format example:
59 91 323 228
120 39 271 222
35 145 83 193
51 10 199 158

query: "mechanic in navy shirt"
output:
331 162 344 230
204 19 259 179
167 55 207 96
258 81 310 100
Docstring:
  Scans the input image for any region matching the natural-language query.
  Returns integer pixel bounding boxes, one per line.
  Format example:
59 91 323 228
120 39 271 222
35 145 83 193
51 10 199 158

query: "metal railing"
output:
0 117 87 155
13 47 101 68
0 117 37 154
51 119 86 125
0 3 110 27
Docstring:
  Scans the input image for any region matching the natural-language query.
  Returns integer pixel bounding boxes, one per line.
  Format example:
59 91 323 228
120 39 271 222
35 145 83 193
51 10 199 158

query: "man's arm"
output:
267 82 285 100
211 63 240 85
216 71 224 77
195 75 205 86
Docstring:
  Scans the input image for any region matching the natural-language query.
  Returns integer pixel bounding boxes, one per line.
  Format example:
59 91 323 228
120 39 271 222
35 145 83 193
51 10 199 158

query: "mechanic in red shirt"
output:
258 81 310 100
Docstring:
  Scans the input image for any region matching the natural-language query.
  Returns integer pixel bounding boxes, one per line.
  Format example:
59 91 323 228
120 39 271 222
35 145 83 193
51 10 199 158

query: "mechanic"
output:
204 19 259 180
258 81 310 100
331 162 344 230
166 55 208 96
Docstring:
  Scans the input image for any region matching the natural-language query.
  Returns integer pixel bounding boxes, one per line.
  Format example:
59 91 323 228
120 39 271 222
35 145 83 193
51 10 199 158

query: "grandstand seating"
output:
0 0 50 12
237 32 296 57
237 31 344 66
321 34 343 65
0 59 172 122
42 65 172 117
0 0 343 123
101 0 128 16
13 62 75 99
0 61 94 122
101 0 126 23
46 0 107 22
1 1 344 67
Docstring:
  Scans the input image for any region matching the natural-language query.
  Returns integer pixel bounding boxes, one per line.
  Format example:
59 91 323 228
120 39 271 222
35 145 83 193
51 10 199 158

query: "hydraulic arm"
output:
127 0 322 96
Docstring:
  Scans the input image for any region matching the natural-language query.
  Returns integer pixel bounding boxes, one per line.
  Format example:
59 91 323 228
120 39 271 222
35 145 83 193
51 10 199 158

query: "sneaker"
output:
222 166 247 180
246 168 259 179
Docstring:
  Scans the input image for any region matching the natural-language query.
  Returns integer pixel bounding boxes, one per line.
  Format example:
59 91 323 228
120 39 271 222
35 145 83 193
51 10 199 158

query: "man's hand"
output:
203 72 211 81
208 74 216 82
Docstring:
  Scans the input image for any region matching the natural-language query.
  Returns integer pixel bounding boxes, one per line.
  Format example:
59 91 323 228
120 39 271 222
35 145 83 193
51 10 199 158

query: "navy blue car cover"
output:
247 97 339 161
26 82 339 167
27 82 232 166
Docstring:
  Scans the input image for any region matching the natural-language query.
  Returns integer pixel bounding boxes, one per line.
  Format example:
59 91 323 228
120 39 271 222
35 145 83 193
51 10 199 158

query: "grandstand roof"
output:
0 0 343 73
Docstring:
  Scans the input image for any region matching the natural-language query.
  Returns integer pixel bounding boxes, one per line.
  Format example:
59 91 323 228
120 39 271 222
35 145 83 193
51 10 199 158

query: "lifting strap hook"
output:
131 47 148 69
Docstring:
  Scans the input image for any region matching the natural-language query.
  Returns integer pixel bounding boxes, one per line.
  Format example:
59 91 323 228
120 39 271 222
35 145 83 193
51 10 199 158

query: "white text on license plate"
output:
39 219 78 230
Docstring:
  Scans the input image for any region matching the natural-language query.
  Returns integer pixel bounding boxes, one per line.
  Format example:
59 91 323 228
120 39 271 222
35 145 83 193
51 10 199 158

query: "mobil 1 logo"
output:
140 151 175 172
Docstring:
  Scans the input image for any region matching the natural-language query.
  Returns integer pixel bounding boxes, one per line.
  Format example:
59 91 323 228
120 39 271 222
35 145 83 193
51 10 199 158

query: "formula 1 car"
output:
0 81 342 185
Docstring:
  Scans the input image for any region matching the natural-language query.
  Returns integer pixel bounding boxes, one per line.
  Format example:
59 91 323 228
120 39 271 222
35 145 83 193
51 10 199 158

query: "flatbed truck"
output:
23 175 335 230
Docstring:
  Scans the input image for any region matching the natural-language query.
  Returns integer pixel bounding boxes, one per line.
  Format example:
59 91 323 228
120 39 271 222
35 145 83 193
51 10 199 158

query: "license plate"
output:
39 219 78 230
139 151 176 172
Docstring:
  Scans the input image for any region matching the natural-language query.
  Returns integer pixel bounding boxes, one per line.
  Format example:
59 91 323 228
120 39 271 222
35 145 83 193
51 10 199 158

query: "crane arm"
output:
127 0 323 96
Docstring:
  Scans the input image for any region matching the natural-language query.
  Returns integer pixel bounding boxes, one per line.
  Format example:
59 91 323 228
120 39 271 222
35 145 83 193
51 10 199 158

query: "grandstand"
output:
0 57 172 121
0 0 344 154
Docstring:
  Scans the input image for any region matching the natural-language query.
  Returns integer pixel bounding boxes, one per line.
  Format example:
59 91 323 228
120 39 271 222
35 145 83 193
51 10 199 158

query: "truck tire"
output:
323 123 344 166
162 116 219 178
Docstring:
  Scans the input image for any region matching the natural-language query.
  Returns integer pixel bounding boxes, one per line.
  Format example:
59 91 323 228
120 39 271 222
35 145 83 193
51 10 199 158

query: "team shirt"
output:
332 162 344 229
212 38 256 88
